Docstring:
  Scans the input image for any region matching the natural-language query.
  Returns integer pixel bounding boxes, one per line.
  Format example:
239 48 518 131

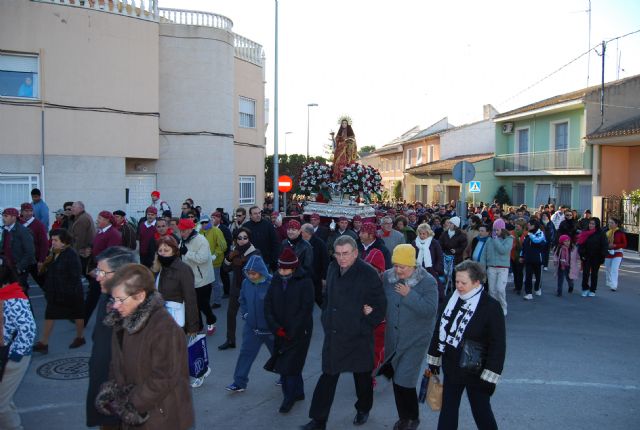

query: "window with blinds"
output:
239 176 256 205
239 97 256 128
0 53 39 99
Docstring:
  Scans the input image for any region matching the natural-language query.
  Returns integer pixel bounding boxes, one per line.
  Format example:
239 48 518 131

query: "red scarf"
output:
154 228 174 241
576 229 596 245
0 282 28 300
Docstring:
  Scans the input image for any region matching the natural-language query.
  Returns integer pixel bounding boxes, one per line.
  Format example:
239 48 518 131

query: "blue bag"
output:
187 334 209 378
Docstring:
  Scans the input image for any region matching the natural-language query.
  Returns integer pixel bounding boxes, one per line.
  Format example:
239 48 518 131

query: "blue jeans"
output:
233 324 274 388
556 267 573 295
212 267 223 305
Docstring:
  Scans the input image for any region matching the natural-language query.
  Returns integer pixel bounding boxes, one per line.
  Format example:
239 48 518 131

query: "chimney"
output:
483 104 499 120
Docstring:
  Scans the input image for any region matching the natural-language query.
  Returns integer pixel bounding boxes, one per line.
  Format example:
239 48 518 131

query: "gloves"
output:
275 327 288 338
180 244 188 256
428 364 440 376
480 379 496 396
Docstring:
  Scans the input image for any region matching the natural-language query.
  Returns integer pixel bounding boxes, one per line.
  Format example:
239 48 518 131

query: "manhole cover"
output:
37 357 90 380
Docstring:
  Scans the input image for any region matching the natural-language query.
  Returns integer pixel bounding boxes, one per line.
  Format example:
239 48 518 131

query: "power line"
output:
500 27 640 106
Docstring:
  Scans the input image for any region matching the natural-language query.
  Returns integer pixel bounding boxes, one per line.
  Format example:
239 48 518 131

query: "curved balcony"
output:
31 0 158 21
158 7 233 30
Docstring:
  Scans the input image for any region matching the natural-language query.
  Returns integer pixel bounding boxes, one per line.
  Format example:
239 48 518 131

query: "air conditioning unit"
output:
502 122 514 134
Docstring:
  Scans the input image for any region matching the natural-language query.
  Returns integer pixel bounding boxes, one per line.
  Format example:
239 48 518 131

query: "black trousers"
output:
226 285 241 343
220 267 231 296
309 371 373 422
524 262 542 294
582 260 601 292
195 284 216 329
84 277 102 325
512 260 524 292
438 381 497 430
393 383 419 420
282 374 304 401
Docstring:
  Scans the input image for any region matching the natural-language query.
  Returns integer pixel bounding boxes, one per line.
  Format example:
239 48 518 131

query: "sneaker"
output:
207 324 217 336
534 289 542 296
225 383 246 393
588 292 596 297
190 367 211 388
543 266 548 271
581 290 589 297
523 294 533 300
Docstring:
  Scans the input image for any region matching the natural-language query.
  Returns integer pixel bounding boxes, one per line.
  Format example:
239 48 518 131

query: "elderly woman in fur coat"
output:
378 244 439 430
95 264 194 430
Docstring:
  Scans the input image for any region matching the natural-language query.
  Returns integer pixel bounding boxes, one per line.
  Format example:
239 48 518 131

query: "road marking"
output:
501 378 638 391
18 401 84 413
619 269 640 274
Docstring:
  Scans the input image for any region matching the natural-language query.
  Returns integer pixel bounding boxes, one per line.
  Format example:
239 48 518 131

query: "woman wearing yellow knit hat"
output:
377 244 439 430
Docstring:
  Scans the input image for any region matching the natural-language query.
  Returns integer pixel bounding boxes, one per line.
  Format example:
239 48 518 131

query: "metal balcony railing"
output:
494 148 588 172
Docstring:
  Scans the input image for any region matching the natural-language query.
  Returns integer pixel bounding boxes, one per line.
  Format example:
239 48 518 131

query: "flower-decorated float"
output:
302 115 383 220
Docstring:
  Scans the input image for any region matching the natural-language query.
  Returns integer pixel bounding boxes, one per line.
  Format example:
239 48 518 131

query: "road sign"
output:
452 161 475 184
278 175 293 193
469 181 481 193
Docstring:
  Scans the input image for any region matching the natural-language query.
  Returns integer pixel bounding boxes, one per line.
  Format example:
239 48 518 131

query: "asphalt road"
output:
15 257 640 429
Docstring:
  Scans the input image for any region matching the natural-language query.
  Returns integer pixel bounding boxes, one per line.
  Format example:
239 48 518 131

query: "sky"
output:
160 0 640 157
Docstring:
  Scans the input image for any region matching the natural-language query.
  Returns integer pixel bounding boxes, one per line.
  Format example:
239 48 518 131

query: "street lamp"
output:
306 103 318 159
273 0 280 212
284 131 292 154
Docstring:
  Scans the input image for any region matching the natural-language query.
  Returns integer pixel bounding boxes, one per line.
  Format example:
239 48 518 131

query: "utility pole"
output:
599 40 606 125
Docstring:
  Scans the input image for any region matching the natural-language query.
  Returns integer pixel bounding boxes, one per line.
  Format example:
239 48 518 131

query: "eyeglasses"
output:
237 235 249 241
95 269 115 278
109 295 132 305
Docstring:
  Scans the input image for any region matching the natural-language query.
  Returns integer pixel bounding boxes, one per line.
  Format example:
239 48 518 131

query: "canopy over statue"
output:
331 115 358 181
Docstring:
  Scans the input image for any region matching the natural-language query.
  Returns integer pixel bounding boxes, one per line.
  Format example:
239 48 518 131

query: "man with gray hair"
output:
380 216 405 253
303 236 386 430
301 223 329 307
86 247 138 429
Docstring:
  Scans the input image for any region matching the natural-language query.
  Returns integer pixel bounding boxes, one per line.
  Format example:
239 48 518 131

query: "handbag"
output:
187 334 209 378
426 374 443 411
459 338 487 374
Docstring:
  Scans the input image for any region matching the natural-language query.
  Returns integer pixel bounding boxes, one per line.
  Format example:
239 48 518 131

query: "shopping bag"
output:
426 374 443 411
187 334 209 378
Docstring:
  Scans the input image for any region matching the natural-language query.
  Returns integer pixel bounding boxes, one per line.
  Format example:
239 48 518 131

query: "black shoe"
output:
211 303 222 309
301 419 326 430
353 411 369 426
514 289 521 295
218 341 236 350
294 394 305 401
279 398 295 414
405 419 420 430
568 286 574 293
393 419 408 430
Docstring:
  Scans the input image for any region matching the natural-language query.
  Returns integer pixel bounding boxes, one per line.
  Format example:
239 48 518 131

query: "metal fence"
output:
602 197 639 250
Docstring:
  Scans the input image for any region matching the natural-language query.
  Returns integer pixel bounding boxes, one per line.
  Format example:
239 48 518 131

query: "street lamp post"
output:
273 0 280 212
284 131 292 155
306 103 318 159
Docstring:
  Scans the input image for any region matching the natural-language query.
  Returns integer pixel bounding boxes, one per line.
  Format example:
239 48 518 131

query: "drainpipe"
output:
40 48 46 199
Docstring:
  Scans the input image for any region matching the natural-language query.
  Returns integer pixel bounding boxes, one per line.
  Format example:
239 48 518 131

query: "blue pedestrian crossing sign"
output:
469 181 481 193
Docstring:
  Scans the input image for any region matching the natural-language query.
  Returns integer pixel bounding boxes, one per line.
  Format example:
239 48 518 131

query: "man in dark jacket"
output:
301 223 329 307
86 246 138 428
20 203 48 287
113 210 137 250
1 207 36 292
310 213 330 242
280 220 313 279
244 206 280 270
357 222 392 270
303 236 387 430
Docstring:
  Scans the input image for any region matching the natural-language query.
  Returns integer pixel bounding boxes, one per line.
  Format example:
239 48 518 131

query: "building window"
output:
553 121 569 151
0 174 39 210
578 184 592 212
512 183 525 205
428 145 435 163
416 147 423 165
515 127 530 171
534 184 551 208
239 175 256 205
239 97 256 128
414 185 421 201
0 53 39 99
557 184 572 207
405 149 413 168
395 156 400 171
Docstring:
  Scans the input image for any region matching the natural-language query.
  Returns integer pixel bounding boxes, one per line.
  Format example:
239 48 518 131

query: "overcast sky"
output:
160 0 640 157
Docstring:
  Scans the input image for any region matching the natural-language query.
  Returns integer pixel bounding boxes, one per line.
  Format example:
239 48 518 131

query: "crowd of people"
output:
0 188 630 429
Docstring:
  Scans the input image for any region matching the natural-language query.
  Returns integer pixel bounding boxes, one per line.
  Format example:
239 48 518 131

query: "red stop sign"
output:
278 175 293 193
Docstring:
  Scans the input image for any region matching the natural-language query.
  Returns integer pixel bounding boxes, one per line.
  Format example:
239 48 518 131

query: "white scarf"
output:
415 236 433 269
448 229 455 239
437 286 483 352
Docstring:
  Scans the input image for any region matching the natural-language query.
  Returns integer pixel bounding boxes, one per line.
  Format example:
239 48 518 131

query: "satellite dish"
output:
452 161 475 183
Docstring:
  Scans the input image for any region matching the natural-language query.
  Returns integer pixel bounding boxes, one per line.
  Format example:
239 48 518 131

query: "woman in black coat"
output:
576 217 609 297
427 260 506 430
264 248 315 413
33 228 85 353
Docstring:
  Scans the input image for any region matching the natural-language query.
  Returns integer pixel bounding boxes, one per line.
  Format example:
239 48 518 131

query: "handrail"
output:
31 0 158 21
158 7 233 30
494 148 588 172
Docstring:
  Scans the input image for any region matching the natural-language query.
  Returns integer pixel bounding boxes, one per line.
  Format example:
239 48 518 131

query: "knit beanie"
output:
364 248 386 273
449 216 461 228
392 244 416 267
558 234 571 244
278 248 299 270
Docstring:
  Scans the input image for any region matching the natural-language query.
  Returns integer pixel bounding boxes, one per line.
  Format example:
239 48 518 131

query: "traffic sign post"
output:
278 175 293 216
469 181 481 207
452 161 475 225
